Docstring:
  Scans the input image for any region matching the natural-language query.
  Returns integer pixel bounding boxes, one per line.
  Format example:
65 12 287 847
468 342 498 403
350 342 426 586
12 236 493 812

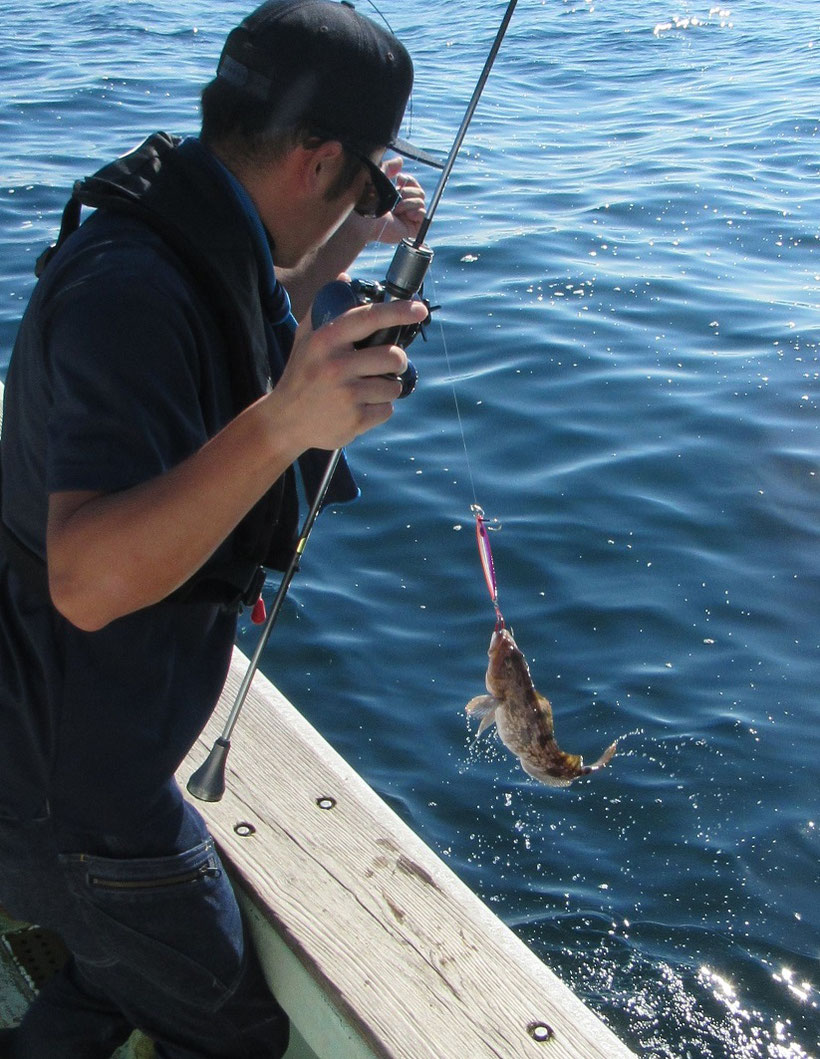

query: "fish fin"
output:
465 694 498 735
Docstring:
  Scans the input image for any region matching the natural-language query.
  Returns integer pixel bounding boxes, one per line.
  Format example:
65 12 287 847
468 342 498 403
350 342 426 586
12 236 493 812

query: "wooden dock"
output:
179 650 637 1059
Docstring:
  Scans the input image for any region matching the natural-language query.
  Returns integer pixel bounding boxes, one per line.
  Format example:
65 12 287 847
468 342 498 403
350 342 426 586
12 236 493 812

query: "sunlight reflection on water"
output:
1 1 818 1056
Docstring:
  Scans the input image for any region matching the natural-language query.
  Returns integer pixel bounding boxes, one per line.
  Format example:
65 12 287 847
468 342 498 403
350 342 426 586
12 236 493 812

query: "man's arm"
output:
47 296 427 632
280 158 427 321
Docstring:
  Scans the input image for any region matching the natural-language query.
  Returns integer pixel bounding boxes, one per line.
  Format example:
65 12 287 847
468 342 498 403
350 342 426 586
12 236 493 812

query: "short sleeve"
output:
44 251 210 496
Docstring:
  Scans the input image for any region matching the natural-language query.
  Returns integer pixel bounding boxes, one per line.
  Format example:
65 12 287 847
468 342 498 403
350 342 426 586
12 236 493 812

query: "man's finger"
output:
321 297 427 347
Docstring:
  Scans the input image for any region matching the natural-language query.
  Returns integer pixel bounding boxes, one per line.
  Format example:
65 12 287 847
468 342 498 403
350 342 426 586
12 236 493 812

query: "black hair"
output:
200 76 364 198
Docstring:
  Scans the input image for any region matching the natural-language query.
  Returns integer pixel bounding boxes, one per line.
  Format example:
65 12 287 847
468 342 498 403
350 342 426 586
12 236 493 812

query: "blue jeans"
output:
0 802 288 1058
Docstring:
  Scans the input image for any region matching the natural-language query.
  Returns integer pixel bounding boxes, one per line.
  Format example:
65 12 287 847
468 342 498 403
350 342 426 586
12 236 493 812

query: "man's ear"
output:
302 139 345 192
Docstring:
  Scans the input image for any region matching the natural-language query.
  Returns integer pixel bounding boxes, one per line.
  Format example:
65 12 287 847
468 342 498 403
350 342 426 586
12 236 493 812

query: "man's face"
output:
275 145 384 269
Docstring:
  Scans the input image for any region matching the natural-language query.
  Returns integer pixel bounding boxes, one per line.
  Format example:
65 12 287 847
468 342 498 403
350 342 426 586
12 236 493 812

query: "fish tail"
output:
590 741 617 769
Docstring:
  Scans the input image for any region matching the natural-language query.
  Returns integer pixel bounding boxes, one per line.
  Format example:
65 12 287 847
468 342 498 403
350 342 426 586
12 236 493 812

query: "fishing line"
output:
188 0 519 803
430 265 505 629
357 1 417 146
431 267 478 508
359 0 392 31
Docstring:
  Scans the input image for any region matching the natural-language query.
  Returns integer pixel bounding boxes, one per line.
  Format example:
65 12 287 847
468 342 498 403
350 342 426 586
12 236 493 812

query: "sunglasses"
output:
346 148 401 219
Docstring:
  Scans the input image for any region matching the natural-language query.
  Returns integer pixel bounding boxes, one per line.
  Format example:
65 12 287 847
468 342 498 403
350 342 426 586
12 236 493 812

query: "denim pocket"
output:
59 837 245 1009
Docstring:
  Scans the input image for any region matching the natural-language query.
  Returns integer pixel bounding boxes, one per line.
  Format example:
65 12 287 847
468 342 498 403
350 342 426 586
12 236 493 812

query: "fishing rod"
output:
188 0 519 802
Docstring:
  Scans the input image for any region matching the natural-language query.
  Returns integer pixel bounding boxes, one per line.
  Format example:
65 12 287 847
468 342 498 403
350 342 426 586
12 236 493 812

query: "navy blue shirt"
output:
0 142 291 848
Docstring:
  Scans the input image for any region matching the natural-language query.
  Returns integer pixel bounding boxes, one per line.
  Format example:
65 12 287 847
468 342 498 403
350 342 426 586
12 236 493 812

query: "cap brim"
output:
391 136 446 170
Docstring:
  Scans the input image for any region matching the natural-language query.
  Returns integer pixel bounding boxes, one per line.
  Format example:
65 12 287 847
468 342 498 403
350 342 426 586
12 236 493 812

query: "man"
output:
0 2 438 1056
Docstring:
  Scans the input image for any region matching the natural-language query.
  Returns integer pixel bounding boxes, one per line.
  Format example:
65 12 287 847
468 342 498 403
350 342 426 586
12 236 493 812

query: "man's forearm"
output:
45 295 425 632
280 161 427 321
46 393 300 632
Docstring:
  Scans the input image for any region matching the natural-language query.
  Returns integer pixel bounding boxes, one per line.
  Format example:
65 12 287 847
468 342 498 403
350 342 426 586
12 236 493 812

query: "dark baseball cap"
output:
217 0 443 168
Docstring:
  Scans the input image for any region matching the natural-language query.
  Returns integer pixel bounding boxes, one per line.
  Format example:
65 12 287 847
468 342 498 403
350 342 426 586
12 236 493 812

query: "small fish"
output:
466 627 617 787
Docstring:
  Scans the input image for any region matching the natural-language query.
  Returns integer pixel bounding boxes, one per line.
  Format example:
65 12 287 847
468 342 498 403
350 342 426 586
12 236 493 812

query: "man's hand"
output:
47 295 428 631
279 157 428 320
269 295 429 452
371 157 427 245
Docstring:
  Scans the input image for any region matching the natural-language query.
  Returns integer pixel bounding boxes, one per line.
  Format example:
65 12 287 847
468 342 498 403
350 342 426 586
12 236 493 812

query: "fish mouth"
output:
487 626 516 688
488 626 513 655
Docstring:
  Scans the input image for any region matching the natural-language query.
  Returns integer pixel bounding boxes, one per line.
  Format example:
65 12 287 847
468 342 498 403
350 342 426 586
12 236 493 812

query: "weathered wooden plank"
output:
179 650 636 1059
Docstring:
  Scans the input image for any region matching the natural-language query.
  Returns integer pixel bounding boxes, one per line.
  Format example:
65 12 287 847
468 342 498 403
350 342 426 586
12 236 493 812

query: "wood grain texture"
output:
179 650 636 1059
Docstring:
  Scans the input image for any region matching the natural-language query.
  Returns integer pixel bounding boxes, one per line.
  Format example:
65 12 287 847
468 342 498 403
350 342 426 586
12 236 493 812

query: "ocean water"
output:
1 1 818 1056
